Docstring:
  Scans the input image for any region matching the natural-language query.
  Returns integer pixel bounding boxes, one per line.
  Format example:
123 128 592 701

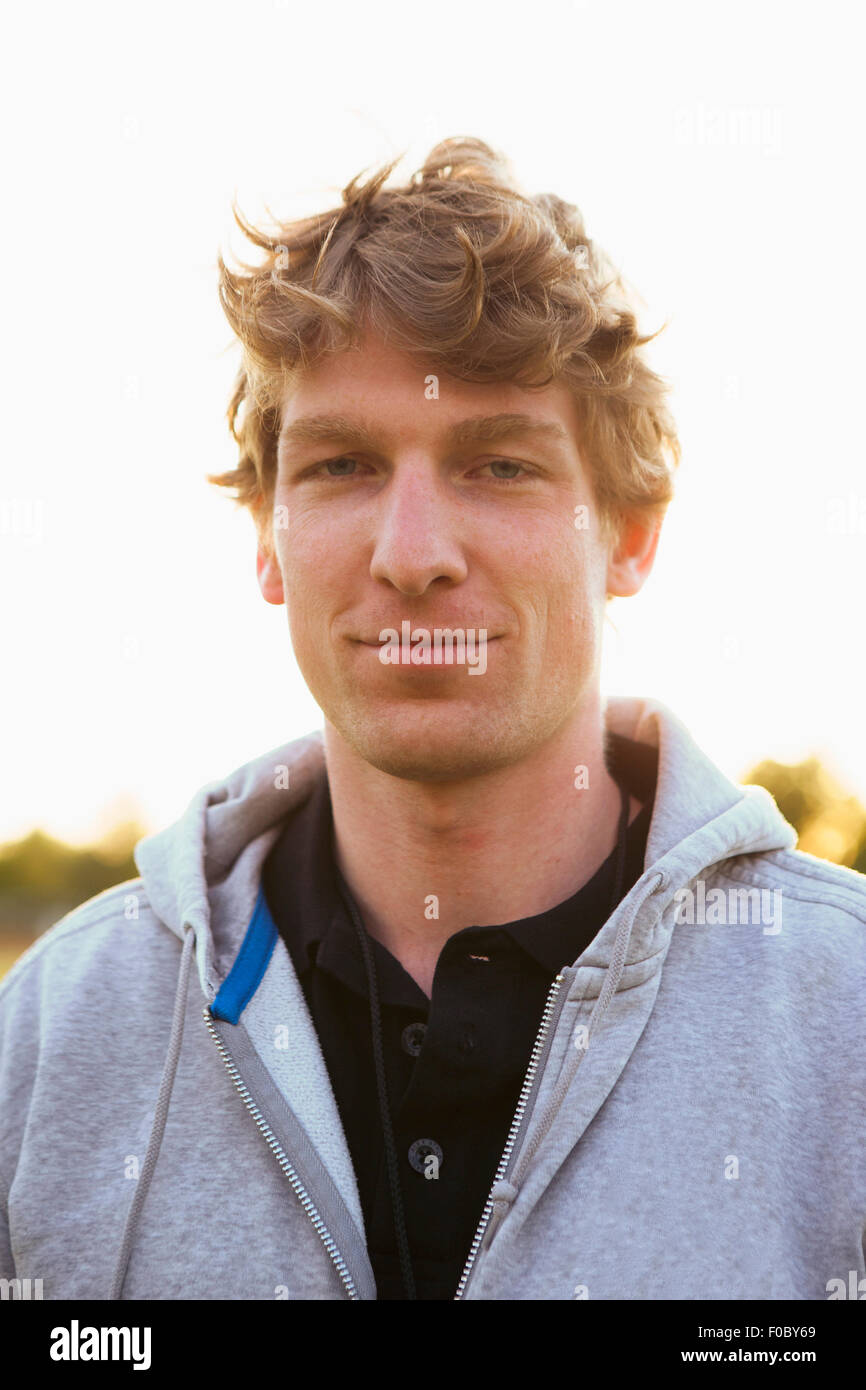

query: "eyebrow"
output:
276 412 572 457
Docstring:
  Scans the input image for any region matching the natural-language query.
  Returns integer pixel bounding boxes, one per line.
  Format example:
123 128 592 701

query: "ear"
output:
256 543 285 606
605 510 663 599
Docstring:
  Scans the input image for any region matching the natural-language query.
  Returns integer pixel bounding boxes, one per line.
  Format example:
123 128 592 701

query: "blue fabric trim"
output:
210 882 278 1024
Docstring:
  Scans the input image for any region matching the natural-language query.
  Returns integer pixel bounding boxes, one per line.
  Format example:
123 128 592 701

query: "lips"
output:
354 631 502 644
356 637 502 647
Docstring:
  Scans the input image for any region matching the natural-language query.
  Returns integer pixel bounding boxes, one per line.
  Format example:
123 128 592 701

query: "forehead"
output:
277 329 583 453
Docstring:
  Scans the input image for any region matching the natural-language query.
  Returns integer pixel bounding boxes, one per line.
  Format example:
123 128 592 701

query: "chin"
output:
325 695 552 784
351 741 506 783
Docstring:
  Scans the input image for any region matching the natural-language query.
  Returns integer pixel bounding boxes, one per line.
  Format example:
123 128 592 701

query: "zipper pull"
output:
481 1179 520 1253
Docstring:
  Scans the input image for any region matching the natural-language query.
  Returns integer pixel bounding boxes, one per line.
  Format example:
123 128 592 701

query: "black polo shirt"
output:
261 731 658 1300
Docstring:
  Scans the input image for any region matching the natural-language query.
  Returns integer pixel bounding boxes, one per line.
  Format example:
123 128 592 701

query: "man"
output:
1 137 864 1301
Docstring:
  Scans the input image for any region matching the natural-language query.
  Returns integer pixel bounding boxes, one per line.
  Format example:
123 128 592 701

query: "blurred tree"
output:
851 824 866 876
742 757 866 869
0 824 142 940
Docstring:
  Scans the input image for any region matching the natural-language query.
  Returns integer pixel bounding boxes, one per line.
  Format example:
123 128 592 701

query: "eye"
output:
320 455 360 478
308 455 532 484
480 458 529 483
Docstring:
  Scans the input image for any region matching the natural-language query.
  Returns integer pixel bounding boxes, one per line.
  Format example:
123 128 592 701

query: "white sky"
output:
2 0 864 846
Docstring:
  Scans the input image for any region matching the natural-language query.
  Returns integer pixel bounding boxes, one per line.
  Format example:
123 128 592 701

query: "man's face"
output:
258 329 620 782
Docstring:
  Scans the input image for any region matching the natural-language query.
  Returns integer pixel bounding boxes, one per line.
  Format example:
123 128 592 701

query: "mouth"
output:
353 634 502 671
355 636 502 649
354 633 504 646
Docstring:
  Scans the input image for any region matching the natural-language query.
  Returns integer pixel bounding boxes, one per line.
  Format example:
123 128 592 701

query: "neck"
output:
323 697 638 997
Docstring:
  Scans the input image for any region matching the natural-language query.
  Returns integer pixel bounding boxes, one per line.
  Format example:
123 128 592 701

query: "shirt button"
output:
458 1023 477 1054
408 1138 444 1178
401 1021 427 1057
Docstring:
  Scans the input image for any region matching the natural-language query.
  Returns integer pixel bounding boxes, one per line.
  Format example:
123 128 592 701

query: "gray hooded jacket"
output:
2 695 865 1300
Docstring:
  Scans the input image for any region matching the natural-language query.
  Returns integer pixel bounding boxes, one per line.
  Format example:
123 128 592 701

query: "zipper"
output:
202 1005 360 1300
453 970 570 1300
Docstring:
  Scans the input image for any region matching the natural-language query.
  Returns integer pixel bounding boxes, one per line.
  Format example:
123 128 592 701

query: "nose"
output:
369 464 469 596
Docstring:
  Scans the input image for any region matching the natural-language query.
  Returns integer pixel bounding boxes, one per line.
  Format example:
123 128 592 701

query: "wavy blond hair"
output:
207 136 681 557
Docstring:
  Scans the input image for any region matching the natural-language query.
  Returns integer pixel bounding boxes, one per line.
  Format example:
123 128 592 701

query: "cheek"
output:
516 538 603 627
278 529 352 652
542 550 608 670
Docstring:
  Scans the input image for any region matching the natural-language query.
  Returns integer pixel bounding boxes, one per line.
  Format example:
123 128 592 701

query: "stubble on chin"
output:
323 693 572 785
